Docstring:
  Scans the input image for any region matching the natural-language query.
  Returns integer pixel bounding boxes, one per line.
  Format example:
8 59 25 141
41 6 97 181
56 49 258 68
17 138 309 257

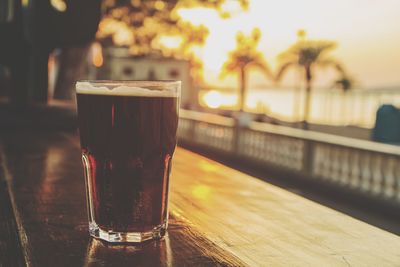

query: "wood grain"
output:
170 148 400 266
0 130 245 267
2 129 400 266
0 151 25 267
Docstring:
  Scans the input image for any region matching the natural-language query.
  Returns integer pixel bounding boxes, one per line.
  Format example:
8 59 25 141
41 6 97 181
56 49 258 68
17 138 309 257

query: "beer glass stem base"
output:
89 222 167 243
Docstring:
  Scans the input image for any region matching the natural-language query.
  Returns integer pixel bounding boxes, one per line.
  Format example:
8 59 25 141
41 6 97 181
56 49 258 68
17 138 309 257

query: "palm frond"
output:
219 57 241 78
317 57 344 74
250 60 273 79
333 76 354 92
219 28 272 81
275 61 296 82
278 40 337 68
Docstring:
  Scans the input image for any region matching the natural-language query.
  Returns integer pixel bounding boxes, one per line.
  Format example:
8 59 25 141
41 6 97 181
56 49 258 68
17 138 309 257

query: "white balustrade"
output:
178 110 400 204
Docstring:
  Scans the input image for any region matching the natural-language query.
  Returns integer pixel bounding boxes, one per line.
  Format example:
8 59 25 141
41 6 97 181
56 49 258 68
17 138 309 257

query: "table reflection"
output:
85 237 173 267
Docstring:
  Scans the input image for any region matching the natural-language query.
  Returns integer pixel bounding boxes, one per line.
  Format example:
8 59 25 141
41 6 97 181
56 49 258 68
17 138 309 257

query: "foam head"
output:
76 81 180 97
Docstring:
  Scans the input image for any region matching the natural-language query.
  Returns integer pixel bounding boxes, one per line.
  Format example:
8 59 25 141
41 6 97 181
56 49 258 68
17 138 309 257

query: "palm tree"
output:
221 28 272 111
331 74 354 124
276 31 345 129
332 75 354 92
98 0 249 56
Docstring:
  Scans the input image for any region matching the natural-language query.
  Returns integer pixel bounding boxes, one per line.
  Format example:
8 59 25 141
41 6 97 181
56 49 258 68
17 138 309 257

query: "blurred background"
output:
1 0 400 232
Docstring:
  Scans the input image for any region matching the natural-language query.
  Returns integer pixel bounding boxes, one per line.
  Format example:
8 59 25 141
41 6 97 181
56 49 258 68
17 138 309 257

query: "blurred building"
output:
89 47 196 107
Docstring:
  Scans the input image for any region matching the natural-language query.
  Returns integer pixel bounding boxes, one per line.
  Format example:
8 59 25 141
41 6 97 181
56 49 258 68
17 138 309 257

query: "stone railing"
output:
178 109 400 204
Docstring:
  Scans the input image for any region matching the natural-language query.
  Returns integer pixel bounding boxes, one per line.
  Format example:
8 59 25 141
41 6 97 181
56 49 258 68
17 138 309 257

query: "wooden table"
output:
1 129 400 266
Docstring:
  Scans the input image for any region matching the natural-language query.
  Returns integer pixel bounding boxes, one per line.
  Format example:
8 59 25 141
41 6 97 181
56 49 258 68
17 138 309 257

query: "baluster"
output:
210 125 215 145
196 123 202 144
329 147 341 182
251 132 257 158
204 124 209 144
371 155 383 195
382 157 395 198
245 129 251 155
219 127 225 150
257 133 263 160
202 123 208 145
227 127 233 151
339 148 350 185
263 134 271 163
283 139 291 168
216 129 220 149
251 131 256 157
193 121 199 144
394 161 400 202
217 127 222 149
209 126 214 147
267 135 275 164
271 135 279 165
248 131 254 157
254 133 260 159
287 140 295 169
255 132 261 159
260 134 266 161
360 152 372 192
235 127 242 155
185 119 191 142
312 144 322 177
319 144 328 177
276 138 283 165
279 136 285 166
212 126 217 148
281 138 287 167
244 130 251 156
285 138 292 167
225 128 230 151
349 150 360 188
295 141 303 171
223 127 228 151
277 137 284 166
319 144 328 176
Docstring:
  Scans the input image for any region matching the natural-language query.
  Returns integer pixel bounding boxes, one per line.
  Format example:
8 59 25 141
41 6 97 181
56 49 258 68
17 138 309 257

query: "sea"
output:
199 87 400 129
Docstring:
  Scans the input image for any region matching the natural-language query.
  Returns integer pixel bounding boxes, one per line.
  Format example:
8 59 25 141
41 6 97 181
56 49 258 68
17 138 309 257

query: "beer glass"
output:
76 80 180 243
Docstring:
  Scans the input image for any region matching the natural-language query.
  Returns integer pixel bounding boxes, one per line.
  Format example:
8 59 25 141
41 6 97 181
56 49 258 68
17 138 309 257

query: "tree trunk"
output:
293 67 302 124
303 66 312 130
53 45 90 100
239 67 246 112
29 48 49 103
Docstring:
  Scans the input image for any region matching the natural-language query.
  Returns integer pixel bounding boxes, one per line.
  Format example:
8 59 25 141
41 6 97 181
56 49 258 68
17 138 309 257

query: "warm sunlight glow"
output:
157 35 183 50
177 0 400 88
199 160 219 172
192 185 211 200
202 90 223 108
93 1 400 126
97 18 133 46
113 28 133 47
154 0 165 11
220 1 242 15
50 0 67 12
200 90 238 109
91 42 103 68
177 8 238 72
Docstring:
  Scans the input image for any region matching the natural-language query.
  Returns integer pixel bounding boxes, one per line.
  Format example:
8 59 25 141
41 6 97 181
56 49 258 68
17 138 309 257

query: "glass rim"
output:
76 80 180 96
76 80 181 87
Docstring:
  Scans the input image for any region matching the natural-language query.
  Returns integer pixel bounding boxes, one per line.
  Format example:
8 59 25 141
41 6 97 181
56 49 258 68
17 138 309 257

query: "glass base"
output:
89 222 167 244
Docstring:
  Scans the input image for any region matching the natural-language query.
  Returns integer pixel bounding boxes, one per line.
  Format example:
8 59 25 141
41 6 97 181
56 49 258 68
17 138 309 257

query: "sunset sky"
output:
178 0 400 89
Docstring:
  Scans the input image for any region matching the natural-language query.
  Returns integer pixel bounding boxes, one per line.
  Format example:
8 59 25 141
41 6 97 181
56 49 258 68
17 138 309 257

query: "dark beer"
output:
76 81 179 242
